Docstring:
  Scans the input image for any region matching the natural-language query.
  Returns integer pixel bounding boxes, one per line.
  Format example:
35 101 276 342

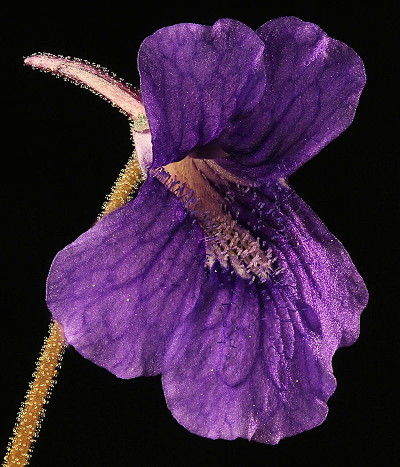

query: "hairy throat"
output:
153 157 277 283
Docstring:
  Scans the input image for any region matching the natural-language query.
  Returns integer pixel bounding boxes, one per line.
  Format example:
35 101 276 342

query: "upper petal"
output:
138 18 266 167
46 176 206 378
218 16 366 180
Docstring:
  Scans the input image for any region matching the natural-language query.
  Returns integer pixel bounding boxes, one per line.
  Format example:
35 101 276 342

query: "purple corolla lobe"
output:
28 16 368 444
138 18 267 168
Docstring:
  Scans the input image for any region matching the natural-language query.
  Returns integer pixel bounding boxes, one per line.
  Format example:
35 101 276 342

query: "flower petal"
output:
138 19 266 167
161 180 367 443
46 177 206 378
218 16 366 180
220 179 368 349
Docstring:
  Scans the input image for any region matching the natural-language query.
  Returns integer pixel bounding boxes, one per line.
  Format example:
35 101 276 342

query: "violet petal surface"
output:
47 177 206 378
138 18 266 167
161 180 367 443
217 16 366 180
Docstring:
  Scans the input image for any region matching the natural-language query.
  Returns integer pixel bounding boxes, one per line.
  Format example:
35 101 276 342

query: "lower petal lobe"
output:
46 177 206 378
162 180 367 443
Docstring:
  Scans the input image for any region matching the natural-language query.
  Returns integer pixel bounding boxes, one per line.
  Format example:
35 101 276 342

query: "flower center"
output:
153 157 277 283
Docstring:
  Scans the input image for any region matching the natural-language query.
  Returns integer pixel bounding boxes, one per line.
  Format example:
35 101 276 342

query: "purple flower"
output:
26 17 368 444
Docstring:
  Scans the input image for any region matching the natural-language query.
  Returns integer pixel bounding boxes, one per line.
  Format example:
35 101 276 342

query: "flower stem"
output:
3 151 143 466
3 322 66 466
100 150 144 218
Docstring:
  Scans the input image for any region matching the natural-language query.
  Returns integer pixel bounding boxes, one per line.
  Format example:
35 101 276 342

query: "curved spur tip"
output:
24 53 145 120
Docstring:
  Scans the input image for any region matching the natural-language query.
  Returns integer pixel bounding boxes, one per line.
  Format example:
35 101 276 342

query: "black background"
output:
1 1 398 465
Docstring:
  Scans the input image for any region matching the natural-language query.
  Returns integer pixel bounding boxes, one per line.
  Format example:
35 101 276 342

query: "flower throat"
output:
153 156 278 283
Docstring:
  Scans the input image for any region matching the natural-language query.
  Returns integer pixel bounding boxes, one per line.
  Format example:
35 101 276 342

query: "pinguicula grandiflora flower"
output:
23 17 367 446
